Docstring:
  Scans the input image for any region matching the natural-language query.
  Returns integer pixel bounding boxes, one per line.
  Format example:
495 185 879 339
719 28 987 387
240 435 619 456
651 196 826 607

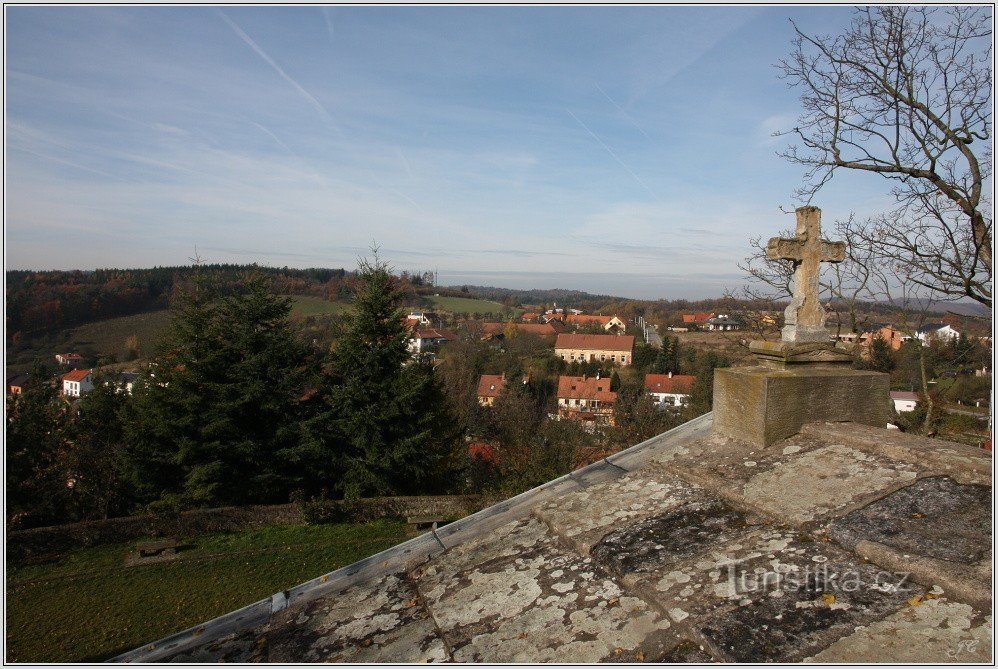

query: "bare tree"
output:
738 215 874 336
778 6 992 306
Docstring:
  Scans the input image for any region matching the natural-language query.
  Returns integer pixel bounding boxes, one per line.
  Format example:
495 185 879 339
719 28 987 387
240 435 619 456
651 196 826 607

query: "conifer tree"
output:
126 270 314 507
6 363 71 527
325 255 459 498
66 369 133 520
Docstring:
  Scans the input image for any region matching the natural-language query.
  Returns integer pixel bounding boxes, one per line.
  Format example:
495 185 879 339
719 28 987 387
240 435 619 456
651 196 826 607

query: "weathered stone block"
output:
712 365 890 447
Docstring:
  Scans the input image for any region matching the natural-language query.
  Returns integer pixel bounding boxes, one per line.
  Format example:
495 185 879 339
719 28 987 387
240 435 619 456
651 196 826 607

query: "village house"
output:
55 352 84 366
681 312 712 325
476 373 529 406
6 373 29 395
481 320 567 341
407 328 458 354
644 372 696 409
405 311 438 327
555 334 635 366
917 323 960 345
476 374 507 406
556 374 616 426
704 314 743 331
117 372 140 395
61 368 93 397
890 390 919 413
836 325 911 354
564 314 627 334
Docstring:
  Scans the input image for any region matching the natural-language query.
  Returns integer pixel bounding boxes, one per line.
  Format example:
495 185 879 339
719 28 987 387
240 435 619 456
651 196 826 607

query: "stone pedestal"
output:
712 364 891 448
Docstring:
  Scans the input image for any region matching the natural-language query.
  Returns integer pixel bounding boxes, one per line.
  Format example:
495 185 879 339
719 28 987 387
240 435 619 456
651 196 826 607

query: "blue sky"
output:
6 6 905 298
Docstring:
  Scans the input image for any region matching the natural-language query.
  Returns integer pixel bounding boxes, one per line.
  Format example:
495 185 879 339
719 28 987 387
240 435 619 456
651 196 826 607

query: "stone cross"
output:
767 206 846 343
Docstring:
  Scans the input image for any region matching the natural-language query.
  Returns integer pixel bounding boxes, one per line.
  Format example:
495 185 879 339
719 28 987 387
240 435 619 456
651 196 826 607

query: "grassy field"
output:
6 519 410 663
423 294 521 316
6 297 354 374
290 295 351 316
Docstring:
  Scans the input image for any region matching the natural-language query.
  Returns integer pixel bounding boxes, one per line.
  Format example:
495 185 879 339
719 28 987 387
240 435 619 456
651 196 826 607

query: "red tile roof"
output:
477 374 507 399
565 314 614 326
644 374 695 394
414 328 458 341
554 334 635 352
482 322 565 337
557 375 617 402
62 369 91 382
682 313 713 324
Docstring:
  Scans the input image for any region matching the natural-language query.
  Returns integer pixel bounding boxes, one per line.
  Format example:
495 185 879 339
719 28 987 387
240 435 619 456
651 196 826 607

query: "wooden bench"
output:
136 538 180 558
407 516 445 531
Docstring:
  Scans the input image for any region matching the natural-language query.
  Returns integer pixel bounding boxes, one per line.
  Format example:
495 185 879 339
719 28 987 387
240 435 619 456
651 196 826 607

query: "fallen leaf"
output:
614 648 624 655
361 638 374 647
608 597 619 607
517 632 528 640
821 593 836 605
636 652 645 662
908 595 924 607
924 592 939 600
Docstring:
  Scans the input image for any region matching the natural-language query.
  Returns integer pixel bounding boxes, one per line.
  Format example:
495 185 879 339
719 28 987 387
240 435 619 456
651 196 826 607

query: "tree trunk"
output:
918 346 935 435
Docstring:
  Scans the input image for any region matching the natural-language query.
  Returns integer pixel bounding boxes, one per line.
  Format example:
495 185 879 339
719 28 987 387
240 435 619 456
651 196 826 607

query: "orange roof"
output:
482 322 565 337
477 374 507 398
565 314 614 326
62 369 91 382
521 312 540 321
682 313 713 324
555 334 635 352
644 374 695 394
414 328 458 341
557 375 617 402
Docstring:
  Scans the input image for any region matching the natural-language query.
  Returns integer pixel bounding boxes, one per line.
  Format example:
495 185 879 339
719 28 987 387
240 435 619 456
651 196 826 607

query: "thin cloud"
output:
322 7 335 44
566 109 658 201
218 11 340 133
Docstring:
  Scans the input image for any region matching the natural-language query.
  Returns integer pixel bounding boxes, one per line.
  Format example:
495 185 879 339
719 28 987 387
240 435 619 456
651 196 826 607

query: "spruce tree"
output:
325 256 459 498
6 362 71 527
125 270 314 507
66 369 133 520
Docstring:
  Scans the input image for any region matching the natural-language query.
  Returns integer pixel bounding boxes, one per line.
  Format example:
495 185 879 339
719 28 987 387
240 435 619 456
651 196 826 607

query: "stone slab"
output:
801 421 993 485
534 465 703 553
828 476 991 563
605 524 919 662
162 629 268 663
740 443 919 525
412 517 680 662
712 365 890 447
267 572 448 663
806 598 993 663
590 499 757 578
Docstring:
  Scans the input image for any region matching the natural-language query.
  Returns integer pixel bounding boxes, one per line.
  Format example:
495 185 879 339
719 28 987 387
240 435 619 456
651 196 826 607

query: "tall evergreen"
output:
324 256 459 498
66 369 133 520
6 363 70 527
126 271 315 507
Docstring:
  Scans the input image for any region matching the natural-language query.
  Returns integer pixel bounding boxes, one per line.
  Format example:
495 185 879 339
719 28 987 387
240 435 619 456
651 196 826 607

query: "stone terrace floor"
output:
145 421 992 663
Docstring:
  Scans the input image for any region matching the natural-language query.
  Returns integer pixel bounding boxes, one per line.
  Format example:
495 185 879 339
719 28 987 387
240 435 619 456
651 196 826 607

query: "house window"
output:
622 355 627 363
580 400 587 407
611 355 616 362
600 354 606 361
570 354 575 361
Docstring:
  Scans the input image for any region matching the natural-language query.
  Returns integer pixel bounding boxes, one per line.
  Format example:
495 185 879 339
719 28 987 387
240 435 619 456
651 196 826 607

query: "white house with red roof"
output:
61 368 93 397
557 374 617 425
890 391 919 413
644 372 696 409
407 328 458 354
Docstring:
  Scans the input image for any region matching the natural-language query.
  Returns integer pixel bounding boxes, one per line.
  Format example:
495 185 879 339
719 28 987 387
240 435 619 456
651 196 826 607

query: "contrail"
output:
322 7 335 44
218 11 340 133
566 109 658 201
595 83 654 143
10 145 125 181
